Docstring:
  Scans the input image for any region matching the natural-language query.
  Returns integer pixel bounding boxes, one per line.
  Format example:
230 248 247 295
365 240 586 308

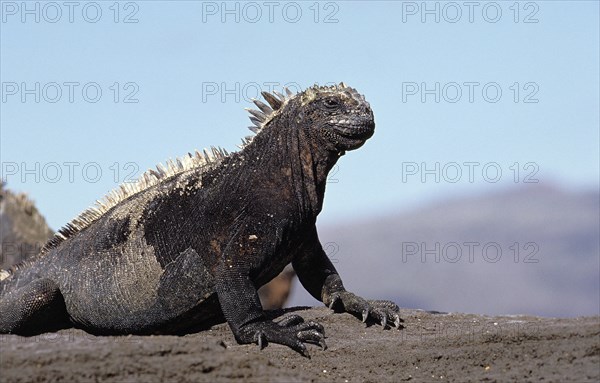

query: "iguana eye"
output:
323 98 340 109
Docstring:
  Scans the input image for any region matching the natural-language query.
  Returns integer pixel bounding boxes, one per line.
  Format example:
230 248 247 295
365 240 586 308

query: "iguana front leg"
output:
292 226 403 329
214 247 326 357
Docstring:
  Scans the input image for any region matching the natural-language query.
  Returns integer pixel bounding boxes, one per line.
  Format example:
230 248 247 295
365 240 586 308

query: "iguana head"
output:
247 83 375 153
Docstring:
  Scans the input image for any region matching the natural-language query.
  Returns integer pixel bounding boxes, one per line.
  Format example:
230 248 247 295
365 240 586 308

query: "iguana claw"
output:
329 295 339 310
243 316 326 358
255 331 267 350
326 291 402 330
394 314 402 329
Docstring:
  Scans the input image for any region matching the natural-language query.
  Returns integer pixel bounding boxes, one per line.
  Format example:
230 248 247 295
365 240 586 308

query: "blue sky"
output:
1 0 598 230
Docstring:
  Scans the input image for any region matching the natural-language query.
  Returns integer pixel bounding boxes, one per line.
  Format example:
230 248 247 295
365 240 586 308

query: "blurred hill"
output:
0 183 53 269
289 184 600 318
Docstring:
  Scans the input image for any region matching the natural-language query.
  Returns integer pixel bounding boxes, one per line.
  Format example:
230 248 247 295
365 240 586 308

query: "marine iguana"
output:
0 83 402 357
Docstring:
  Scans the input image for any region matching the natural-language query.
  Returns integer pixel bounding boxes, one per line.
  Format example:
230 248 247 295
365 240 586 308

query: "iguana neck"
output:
295 127 340 217
239 123 340 219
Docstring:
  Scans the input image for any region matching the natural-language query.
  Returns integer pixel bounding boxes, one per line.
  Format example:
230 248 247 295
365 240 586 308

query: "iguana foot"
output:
328 291 403 329
241 315 326 358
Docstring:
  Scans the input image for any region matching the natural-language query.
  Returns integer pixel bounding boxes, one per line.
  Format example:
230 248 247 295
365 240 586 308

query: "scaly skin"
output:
0 83 402 357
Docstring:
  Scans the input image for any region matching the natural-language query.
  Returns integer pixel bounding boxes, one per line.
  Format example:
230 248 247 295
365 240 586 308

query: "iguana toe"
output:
327 291 403 330
245 317 326 357
297 329 327 350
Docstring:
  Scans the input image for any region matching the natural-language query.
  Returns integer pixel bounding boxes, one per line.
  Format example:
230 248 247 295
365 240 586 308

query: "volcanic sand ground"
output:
1 307 598 382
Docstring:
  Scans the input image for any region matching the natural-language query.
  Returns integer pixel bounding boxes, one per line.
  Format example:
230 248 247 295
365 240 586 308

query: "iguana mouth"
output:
331 119 374 140
329 121 375 150
334 125 374 140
